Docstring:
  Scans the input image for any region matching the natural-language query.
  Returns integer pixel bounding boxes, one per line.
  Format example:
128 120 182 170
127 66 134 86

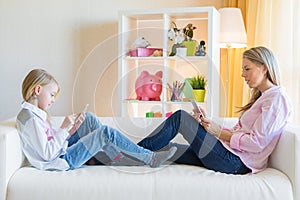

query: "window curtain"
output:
246 0 300 124
222 0 300 124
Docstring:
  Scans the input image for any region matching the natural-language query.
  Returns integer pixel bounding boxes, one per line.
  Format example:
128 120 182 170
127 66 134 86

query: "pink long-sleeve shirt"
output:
223 86 291 173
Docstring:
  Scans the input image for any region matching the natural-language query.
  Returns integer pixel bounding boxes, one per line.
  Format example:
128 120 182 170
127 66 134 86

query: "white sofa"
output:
1 117 299 200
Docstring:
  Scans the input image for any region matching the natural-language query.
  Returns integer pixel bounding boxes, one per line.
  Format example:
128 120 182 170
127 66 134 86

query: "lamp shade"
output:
219 8 247 48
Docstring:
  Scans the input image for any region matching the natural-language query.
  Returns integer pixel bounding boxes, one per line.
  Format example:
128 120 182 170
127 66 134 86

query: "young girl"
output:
16 69 177 170
138 46 291 174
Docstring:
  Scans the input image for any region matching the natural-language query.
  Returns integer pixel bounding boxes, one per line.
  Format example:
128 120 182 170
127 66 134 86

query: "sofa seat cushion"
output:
7 165 292 200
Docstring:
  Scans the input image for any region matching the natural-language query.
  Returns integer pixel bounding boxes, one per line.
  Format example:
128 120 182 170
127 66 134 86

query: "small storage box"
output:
129 47 163 57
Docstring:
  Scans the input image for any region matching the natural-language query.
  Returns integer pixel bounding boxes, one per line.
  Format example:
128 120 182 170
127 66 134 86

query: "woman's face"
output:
35 81 59 111
241 58 268 91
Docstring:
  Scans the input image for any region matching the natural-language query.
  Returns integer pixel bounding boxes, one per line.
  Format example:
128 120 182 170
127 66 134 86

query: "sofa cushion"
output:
7 165 292 200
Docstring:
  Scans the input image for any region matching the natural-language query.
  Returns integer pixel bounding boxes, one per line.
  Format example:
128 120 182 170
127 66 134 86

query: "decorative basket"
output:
129 47 163 57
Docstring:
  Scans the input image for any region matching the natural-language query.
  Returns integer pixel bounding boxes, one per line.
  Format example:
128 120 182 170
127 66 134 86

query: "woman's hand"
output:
60 112 86 135
200 116 222 137
192 107 207 123
200 116 233 142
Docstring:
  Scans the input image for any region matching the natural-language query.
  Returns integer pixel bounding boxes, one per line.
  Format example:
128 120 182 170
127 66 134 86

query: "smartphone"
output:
82 104 89 112
190 99 204 117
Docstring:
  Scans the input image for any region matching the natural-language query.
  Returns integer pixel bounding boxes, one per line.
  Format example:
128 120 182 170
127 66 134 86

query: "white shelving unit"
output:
118 7 220 118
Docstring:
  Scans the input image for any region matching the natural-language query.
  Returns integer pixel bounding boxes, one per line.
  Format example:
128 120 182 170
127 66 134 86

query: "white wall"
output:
0 0 223 120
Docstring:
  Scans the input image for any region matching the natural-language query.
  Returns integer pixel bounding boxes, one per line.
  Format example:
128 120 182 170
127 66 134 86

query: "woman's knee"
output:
172 109 191 119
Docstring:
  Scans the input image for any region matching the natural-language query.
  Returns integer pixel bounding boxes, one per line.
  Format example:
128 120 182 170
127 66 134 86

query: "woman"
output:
16 69 177 170
138 46 291 174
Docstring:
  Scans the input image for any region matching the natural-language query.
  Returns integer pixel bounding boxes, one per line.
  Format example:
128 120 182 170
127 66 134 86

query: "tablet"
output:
190 99 204 117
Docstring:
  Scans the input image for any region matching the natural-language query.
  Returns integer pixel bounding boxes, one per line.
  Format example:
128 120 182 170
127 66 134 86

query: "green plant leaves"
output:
188 74 207 90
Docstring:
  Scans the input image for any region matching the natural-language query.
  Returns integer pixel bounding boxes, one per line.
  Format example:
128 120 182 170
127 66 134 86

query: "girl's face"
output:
241 58 269 92
35 81 59 110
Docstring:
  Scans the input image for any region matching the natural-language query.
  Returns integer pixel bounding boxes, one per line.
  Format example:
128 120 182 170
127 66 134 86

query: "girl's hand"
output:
68 112 86 135
60 112 86 135
60 115 75 130
200 116 221 137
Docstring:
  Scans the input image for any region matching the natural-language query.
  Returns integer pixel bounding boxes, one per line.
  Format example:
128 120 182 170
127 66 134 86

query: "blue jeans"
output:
138 110 251 174
61 112 153 169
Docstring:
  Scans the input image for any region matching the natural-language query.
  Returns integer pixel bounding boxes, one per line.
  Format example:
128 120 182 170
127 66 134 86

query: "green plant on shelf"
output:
189 74 207 90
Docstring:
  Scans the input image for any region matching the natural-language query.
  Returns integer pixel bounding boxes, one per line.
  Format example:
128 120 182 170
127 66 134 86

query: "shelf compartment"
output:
121 101 164 118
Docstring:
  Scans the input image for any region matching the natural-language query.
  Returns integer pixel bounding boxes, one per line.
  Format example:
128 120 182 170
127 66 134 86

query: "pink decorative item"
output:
135 70 163 101
129 47 163 57
165 111 173 118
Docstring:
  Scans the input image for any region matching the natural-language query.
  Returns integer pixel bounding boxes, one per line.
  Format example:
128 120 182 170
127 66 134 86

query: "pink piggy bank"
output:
135 70 163 101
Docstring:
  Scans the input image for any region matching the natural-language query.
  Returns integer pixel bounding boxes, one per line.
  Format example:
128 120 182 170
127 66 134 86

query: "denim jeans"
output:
138 110 251 174
61 112 153 169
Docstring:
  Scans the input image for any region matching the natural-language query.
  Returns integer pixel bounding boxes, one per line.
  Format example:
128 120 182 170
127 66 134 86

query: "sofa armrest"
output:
221 118 300 200
0 120 25 200
269 124 300 200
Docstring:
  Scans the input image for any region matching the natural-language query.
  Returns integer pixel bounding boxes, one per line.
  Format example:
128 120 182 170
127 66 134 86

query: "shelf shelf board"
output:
122 99 206 105
124 56 207 60
167 56 208 61
124 56 164 60
122 99 162 104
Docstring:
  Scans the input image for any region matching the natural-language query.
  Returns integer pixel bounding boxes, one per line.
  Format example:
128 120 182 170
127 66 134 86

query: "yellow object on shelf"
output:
192 89 206 102
181 41 197 56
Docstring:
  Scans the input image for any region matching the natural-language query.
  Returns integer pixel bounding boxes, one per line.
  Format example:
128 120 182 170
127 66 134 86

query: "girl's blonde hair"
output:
22 69 60 102
238 46 281 112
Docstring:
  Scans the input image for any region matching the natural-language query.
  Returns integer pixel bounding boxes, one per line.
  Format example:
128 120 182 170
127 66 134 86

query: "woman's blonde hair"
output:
238 46 281 112
22 69 60 102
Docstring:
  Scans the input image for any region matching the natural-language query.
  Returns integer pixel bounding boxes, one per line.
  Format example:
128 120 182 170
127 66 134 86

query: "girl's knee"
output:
96 125 111 141
85 112 95 119
84 112 102 126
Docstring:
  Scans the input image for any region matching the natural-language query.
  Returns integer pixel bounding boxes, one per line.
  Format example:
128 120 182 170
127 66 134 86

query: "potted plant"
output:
188 74 207 102
168 22 198 56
